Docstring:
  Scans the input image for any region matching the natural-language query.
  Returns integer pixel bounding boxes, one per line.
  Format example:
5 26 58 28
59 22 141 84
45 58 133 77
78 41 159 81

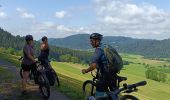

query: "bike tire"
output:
20 68 23 79
120 95 139 100
54 72 60 87
39 74 50 99
82 80 96 99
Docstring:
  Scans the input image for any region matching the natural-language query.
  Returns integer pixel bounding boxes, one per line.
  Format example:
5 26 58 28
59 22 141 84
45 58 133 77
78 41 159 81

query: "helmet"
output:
41 36 47 41
25 35 33 41
90 33 103 40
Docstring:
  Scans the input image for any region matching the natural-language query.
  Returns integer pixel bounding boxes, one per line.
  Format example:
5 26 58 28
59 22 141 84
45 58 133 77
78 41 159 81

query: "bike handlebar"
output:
134 81 147 87
94 81 147 100
123 81 146 90
18 57 23 61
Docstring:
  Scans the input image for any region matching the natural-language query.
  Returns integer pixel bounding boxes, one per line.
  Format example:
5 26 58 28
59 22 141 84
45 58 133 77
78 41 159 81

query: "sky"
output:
0 0 170 40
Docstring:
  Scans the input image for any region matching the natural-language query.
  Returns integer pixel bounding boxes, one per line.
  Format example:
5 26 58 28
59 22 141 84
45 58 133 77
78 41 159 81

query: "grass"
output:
1 51 170 100
51 58 170 100
0 52 20 67
0 66 15 94
0 66 14 83
55 74 84 100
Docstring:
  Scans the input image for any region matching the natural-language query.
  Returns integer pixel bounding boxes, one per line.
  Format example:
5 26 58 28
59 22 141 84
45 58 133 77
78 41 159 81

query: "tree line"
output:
145 66 169 83
0 28 92 64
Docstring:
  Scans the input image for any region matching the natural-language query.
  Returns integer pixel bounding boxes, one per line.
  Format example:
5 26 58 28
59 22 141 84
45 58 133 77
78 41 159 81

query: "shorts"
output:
96 72 117 92
21 63 35 72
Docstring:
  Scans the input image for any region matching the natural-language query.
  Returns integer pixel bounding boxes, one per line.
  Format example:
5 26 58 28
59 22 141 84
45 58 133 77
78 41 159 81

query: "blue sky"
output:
0 0 170 40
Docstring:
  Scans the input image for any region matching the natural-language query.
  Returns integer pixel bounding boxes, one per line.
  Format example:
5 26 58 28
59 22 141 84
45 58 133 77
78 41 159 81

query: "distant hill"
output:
49 34 90 49
0 28 92 63
48 34 170 58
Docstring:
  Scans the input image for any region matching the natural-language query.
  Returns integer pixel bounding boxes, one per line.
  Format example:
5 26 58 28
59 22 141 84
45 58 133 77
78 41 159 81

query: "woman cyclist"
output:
21 35 36 94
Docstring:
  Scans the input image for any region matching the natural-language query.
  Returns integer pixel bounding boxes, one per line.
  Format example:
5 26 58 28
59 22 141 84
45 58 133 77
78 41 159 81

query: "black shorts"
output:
21 63 35 72
96 72 117 92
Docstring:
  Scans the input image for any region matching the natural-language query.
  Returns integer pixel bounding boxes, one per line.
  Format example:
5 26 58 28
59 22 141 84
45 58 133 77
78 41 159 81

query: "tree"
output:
145 69 150 79
59 54 72 62
71 57 80 63
158 72 167 82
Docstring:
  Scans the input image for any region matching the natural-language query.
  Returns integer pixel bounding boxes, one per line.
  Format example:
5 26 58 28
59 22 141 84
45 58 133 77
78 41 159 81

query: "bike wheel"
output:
120 95 139 100
38 74 50 99
54 72 60 87
82 80 96 100
20 68 23 79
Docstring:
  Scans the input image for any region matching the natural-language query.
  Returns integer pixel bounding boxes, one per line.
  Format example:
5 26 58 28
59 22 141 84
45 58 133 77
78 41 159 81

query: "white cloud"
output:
91 0 170 39
0 11 7 18
16 8 25 12
22 13 35 19
16 8 35 19
3 1 170 40
56 25 72 32
0 6 7 18
55 11 67 19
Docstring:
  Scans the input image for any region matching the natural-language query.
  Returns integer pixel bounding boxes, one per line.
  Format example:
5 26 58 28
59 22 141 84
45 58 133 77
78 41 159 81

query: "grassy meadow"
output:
0 52 170 100
52 54 170 100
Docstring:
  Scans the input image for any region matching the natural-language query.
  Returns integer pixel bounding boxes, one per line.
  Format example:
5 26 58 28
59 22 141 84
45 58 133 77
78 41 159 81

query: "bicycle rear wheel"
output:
20 68 23 79
82 80 96 99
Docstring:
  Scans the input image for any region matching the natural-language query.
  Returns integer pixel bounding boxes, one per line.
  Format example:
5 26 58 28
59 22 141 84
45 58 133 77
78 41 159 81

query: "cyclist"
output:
82 33 117 97
21 35 36 94
38 36 51 69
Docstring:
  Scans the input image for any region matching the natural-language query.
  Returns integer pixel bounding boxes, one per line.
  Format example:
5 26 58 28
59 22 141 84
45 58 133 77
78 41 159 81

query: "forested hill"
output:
0 28 92 64
0 28 25 50
1 27 170 59
48 34 170 58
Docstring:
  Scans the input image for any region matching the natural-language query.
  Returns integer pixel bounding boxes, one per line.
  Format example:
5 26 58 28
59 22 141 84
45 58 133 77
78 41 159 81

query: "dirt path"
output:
0 59 70 100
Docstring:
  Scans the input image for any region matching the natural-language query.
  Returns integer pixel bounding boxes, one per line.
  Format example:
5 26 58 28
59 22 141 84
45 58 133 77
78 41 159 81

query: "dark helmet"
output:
41 36 48 41
25 35 33 41
90 33 103 40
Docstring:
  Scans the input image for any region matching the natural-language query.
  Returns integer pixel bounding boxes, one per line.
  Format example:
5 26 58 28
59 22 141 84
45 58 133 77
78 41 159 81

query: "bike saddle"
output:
117 76 127 82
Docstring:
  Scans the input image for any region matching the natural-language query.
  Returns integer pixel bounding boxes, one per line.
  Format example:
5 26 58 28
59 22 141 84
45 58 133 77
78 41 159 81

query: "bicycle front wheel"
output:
38 74 50 99
120 95 139 100
54 72 60 86
20 68 23 79
82 80 96 99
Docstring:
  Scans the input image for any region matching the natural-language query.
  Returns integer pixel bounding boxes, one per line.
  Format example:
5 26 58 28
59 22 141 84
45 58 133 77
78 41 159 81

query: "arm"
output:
25 47 35 63
40 44 46 50
28 54 35 63
40 43 48 50
82 63 97 74
82 48 101 74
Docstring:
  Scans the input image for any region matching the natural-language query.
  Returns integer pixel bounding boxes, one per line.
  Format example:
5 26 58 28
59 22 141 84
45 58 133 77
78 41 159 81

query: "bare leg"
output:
22 71 29 92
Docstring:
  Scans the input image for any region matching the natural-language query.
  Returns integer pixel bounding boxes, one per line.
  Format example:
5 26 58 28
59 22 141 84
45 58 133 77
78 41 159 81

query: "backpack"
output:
103 45 123 73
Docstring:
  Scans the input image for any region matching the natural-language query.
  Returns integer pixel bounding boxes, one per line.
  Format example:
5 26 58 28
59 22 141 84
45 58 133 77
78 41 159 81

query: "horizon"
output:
2 29 168 41
0 0 170 40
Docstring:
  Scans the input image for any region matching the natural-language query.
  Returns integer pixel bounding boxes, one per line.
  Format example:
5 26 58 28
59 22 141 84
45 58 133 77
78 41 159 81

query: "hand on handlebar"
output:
82 69 87 74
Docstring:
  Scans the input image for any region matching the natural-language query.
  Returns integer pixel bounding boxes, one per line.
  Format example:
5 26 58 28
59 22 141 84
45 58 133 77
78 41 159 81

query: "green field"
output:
51 54 170 100
0 52 170 100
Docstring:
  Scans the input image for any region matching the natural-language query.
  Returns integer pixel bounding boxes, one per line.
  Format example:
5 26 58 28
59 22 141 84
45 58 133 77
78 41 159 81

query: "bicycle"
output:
19 58 60 87
82 71 147 100
19 57 60 99
87 80 147 100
